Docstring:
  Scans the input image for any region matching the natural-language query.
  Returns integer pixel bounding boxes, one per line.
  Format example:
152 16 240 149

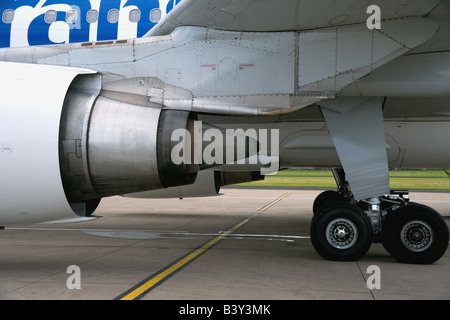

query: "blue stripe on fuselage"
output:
0 0 178 48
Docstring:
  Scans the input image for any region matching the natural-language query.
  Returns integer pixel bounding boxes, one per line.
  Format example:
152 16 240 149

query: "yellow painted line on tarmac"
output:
116 192 291 300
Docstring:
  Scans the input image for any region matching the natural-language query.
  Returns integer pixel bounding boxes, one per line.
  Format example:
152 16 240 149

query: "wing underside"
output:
148 0 442 36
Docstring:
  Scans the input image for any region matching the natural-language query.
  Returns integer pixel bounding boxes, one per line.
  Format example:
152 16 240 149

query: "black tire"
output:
382 203 449 264
312 190 347 215
310 202 372 261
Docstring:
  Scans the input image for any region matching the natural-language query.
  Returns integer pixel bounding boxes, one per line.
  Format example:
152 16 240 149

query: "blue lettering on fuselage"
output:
0 0 179 48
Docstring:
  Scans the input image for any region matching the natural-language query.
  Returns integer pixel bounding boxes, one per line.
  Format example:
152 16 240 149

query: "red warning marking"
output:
201 64 216 70
239 63 255 70
201 63 255 70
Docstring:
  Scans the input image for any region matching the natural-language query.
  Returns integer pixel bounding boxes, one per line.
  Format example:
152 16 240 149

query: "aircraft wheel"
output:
312 190 347 215
382 203 449 264
310 202 372 261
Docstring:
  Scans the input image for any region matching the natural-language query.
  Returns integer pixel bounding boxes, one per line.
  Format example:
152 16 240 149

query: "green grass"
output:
234 169 450 190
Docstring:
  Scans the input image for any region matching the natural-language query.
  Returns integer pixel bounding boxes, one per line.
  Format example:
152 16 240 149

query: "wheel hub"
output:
334 225 350 241
326 218 358 250
409 229 425 244
401 220 433 252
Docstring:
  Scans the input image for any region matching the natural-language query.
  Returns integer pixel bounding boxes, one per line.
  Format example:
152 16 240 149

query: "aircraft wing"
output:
147 0 442 36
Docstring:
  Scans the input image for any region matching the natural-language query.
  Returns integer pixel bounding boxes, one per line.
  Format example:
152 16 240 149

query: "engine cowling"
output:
59 82 198 213
1 62 96 224
1 62 253 225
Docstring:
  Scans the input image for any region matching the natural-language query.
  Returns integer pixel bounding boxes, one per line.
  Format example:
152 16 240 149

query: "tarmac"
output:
0 188 449 301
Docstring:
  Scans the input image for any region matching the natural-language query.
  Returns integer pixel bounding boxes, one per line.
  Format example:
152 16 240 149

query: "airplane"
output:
0 0 449 265
0 0 179 48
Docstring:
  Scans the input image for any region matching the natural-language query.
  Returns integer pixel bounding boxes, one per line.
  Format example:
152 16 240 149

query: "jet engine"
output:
0 62 253 225
59 80 199 214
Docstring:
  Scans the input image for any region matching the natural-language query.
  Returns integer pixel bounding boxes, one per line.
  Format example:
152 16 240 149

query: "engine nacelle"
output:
0 62 231 225
59 80 198 212
1 62 95 224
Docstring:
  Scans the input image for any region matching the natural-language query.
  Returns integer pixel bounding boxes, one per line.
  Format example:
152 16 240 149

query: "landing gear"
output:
310 202 372 261
310 170 449 264
311 169 374 261
312 190 347 214
312 169 352 215
382 203 449 264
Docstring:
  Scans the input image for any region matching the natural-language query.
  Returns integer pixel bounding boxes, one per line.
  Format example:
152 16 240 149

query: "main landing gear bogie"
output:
310 190 449 264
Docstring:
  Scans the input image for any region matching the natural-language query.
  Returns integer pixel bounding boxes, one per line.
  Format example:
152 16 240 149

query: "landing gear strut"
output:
310 169 449 264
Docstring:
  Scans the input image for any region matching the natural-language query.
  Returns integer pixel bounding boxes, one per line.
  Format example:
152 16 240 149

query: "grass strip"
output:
235 170 450 190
